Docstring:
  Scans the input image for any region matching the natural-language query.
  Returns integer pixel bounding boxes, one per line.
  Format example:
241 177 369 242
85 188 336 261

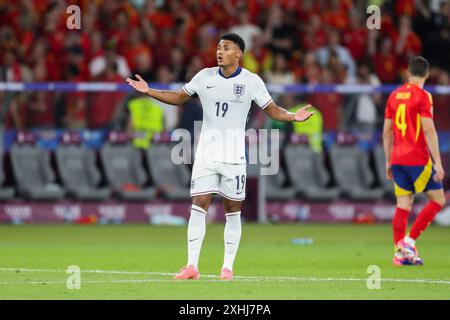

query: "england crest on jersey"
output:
233 84 245 98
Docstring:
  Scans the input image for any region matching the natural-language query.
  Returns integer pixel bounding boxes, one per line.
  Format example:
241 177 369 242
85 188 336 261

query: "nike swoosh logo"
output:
206 86 215 89
226 242 235 245
189 238 199 242
236 191 243 195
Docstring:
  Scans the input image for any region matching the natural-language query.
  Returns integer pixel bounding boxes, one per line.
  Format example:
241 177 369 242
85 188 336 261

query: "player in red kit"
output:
383 56 446 266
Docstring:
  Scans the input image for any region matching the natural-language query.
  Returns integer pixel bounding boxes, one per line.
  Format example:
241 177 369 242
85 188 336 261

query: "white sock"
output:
405 236 416 247
222 211 242 271
187 205 207 269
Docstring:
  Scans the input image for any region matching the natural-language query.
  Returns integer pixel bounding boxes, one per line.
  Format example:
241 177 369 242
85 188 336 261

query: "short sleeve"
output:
183 69 205 96
384 94 393 119
419 91 433 118
252 75 273 110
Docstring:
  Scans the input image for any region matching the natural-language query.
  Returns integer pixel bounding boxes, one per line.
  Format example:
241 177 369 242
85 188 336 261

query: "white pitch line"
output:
0 267 449 285
0 279 257 285
0 268 176 277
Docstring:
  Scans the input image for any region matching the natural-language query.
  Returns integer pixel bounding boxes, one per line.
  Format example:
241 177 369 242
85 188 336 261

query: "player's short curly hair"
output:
408 56 429 77
221 33 246 53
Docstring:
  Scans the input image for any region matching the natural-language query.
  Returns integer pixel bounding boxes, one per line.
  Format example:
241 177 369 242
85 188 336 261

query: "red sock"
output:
409 201 443 240
393 207 410 245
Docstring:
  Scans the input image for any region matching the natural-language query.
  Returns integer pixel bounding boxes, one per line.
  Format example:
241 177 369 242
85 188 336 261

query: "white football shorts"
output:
190 159 247 201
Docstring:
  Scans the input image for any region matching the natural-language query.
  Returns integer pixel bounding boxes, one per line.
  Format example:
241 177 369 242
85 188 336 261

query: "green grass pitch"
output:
0 223 449 299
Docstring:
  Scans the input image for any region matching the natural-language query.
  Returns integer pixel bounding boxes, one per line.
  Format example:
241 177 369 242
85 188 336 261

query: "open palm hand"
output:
126 74 149 94
294 104 315 122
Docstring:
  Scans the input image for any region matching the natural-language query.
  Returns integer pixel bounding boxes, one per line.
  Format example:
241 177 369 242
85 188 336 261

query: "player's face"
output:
217 40 242 67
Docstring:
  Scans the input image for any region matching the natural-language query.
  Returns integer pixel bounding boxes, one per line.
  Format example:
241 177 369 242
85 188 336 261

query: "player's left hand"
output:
433 164 445 182
294 105 315 122
385 164 393 180
126 74 149 94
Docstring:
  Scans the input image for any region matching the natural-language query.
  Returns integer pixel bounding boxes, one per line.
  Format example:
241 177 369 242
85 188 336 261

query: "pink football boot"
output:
174 265 200 280
220 267 234 280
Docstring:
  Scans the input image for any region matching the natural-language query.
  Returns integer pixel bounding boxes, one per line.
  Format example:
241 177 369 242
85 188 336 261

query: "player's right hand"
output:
433 164 445 182
385 164 392 180
126 74 149 94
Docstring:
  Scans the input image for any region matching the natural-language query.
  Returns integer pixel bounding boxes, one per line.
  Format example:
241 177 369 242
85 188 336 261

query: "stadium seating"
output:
100 133 156 201
0 153 14 201
246 145 297 201
2 130 439 203
265 168 297 201
145 143 191 200
329 135 384 201
284 142 341 201
10 135 65 201
56 133 111 201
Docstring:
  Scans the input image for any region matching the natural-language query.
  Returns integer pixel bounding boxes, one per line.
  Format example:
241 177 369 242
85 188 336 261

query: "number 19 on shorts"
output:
235 175 245 191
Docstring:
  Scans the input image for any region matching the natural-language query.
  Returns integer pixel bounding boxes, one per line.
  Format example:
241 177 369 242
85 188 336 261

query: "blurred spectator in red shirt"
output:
301 14 328 51
60 64 87 129
296 0 321 22
196 23 219 68
396 0 416 17
153 28 174 68
208 0 237 30
42 5 66 59
89 61 126 129
197 23 218 67
321 0 350 30
434 70 450 130
108 10 130 54
310 68 343 131
372 37 399 83
28 37 60 81
393 15 422 69
342 13 368 62
14 0 38 59
87 31 104 62
26 60 55 129
124 28 152 72
144 0 175 30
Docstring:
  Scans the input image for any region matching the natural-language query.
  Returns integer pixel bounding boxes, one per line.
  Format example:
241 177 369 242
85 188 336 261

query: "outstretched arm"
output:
126 74 191 106
421 117 445 182
263 102 315 122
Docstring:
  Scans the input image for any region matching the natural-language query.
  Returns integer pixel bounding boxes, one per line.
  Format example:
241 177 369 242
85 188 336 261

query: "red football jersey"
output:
385 83 433 165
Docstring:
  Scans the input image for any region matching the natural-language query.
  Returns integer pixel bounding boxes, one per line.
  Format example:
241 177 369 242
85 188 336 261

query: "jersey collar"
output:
407 82 423 89
218 66 242 79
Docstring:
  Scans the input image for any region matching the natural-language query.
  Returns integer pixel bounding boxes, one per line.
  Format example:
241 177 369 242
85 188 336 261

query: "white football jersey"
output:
183 66 273 164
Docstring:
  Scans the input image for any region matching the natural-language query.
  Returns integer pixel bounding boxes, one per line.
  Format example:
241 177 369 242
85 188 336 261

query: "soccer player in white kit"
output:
127 33 314 280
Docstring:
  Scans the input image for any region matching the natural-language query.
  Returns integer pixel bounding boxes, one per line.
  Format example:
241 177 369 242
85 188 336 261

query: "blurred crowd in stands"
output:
0 0 449 132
